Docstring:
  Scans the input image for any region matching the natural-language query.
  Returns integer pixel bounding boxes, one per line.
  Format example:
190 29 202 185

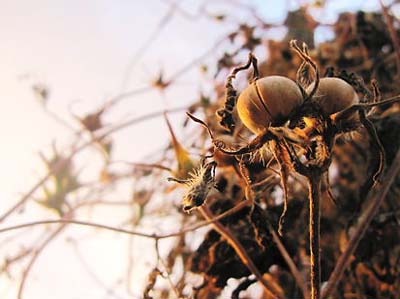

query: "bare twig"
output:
0 219 159 239
0 248 32 277
17 223 67 299
102 106 189 137
199 206 285 299
1 201 290 298
268 223 309 299
0 198 251 239
308 173 322 299
120 1 179 91
112 34 228 107
113 161 172 172
43 107 81 135
105 86 154 107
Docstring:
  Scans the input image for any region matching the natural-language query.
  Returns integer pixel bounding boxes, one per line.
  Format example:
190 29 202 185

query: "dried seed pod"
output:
181 161 216 212
307 77 359 116
236 76 304 134
168 161 217 212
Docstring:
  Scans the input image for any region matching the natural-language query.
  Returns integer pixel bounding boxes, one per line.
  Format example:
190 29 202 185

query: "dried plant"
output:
1 2 400 299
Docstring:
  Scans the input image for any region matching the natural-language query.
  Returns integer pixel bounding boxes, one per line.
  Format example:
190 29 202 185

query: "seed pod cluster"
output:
236 75 359 134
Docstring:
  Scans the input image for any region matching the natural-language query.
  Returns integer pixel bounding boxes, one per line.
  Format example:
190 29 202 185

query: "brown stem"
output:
0 199 253 239
308 172 322 299
322 148 400 299
199 206 285 299
268 224 309 299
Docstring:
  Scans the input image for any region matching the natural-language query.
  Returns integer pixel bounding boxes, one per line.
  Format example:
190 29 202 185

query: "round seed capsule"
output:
307 77 359 116
236 76 304 134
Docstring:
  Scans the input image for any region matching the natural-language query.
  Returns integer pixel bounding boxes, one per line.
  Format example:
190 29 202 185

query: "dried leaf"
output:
164 113 196 179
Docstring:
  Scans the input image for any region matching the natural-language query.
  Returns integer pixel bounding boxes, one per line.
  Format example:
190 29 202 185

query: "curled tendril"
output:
290 40 320 102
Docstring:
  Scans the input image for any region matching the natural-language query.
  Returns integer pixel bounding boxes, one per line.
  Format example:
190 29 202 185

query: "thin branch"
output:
102 106 189 137
268 223 309 299
43 107 81 135
154 239 180 298
0 248 32 277
107 86 156 107
17 223 67 299
0 198 252 239
0 219 157 239
331 94 400 123
199 206 285 299
112 161 172 172
322 148 400 299
112 34 227 107
308 173 322 299
120 1 178 91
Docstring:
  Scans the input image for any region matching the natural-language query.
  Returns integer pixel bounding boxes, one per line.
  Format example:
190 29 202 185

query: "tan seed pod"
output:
307 77 359 116
236 76 304 134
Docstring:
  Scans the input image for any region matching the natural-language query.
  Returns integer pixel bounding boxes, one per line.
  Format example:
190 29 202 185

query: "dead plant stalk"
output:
307 173 322 299
199 206 285 299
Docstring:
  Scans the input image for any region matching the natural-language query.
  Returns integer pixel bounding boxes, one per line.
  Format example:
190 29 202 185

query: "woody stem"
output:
307 172 322 299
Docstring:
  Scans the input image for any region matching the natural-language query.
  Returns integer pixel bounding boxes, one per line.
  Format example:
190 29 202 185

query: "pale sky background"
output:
0 0 383 298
